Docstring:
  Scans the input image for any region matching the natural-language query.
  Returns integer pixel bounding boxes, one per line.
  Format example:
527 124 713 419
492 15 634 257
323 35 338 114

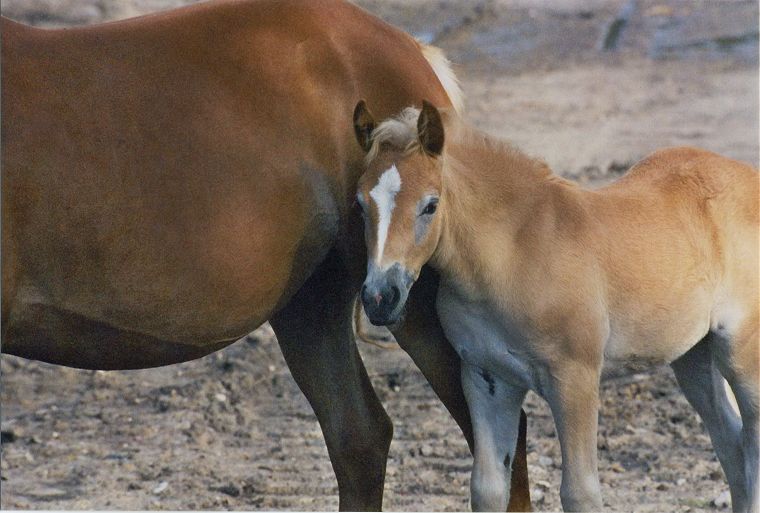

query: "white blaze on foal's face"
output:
368 165 402 264
353 99 448 283
356 150 445 282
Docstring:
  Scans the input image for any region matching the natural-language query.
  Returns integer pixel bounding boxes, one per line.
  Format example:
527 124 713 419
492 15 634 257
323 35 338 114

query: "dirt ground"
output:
1 0 758 511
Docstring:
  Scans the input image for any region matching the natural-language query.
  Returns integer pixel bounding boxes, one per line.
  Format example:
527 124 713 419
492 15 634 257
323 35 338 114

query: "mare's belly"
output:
3 301 239 370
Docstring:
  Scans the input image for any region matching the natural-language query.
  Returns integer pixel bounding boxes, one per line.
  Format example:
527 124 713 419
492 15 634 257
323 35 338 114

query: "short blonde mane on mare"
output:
364 43 463 166
420 44 464 113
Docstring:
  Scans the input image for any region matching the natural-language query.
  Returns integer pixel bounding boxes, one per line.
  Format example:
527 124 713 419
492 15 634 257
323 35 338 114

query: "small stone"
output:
536 480 552 489
419 444 434 457
538 456 553 467
609 462 625 473
656 483 668 491
531 488 545 503
645 5 674 17
214 393 227 403
216 484 240 497
713 490 730 509
1 430 17 443
152 481 168 494
676 478 687 486
24 486 69 500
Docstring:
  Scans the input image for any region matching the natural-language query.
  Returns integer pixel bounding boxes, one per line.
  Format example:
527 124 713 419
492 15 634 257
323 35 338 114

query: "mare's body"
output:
1 2 532 509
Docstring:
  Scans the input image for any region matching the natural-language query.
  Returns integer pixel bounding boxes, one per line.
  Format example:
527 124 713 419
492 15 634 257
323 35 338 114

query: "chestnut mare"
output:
1 0 531 510
354 102 758 512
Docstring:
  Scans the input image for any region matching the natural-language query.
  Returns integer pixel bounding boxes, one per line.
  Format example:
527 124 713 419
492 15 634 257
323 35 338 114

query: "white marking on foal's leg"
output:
369 165 401 265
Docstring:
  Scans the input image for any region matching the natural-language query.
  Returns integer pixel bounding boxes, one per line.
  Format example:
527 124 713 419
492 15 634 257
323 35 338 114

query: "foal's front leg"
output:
462 362 528 511
544 359 603 511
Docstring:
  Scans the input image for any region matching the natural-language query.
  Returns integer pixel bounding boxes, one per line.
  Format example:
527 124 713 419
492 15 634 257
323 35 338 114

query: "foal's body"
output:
436 143 758 511
1 2 536 509
355 104 758 512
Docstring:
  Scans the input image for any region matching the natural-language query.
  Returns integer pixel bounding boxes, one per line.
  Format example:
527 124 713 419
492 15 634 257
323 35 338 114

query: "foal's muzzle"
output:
361 263 414 326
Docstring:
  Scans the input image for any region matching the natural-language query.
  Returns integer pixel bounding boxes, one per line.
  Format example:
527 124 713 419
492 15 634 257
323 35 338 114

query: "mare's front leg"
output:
392 265 532 511
271 255 392 511
461 361 528 511
544 355 604 511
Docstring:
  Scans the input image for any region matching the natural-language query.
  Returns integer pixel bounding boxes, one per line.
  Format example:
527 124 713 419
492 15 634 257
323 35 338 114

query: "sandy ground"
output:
1 0 758 511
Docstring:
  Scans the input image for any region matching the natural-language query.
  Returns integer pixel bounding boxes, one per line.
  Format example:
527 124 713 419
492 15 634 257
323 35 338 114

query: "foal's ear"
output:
353 100 376 152
417 100 445 157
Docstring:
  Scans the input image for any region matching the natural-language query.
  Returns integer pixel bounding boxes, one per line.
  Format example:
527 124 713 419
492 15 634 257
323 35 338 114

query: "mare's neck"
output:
431 126 570 296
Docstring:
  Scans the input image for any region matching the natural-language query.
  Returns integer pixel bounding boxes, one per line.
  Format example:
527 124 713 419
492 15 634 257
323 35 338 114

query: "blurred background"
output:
1 0 758 510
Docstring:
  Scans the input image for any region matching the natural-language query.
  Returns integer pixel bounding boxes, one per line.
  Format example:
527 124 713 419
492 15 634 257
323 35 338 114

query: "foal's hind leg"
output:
271 257 392 511
711 318 760 513
671 336 747 511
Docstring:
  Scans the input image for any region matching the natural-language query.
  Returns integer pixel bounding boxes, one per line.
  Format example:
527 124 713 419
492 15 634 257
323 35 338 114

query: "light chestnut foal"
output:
354 101 759 512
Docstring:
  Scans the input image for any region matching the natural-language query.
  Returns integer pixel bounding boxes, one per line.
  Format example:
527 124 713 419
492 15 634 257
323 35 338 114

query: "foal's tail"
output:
418 43 464 114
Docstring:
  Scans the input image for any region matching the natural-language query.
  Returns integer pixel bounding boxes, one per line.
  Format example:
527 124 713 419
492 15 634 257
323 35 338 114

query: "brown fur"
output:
1 2 536 510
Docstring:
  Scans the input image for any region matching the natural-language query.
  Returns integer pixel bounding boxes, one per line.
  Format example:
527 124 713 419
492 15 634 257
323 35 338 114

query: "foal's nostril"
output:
389 286 400 307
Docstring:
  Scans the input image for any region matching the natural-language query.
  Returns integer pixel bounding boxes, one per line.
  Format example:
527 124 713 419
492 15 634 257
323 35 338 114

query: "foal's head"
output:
353 100 447 325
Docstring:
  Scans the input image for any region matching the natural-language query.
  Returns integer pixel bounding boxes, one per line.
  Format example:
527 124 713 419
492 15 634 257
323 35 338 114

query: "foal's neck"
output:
432 126 576 295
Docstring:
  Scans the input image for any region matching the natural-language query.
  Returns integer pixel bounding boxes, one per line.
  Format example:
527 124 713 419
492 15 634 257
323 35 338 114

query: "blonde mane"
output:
365 107 552 185
365 107 422 165
420 44 464 113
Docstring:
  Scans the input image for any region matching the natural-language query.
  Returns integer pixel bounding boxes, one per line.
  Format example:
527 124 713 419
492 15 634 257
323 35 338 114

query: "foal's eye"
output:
421 199 438 216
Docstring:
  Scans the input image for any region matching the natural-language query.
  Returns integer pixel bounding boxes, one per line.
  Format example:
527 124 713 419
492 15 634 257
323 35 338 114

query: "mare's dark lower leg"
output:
271 256 392 511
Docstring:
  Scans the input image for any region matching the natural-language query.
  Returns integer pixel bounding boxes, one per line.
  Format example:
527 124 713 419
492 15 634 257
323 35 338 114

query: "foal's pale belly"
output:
436 279 717 391
602 288 715 366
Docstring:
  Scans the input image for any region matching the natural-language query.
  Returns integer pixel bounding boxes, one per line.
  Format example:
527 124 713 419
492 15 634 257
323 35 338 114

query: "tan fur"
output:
358 106 759 511
362 112 758 373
